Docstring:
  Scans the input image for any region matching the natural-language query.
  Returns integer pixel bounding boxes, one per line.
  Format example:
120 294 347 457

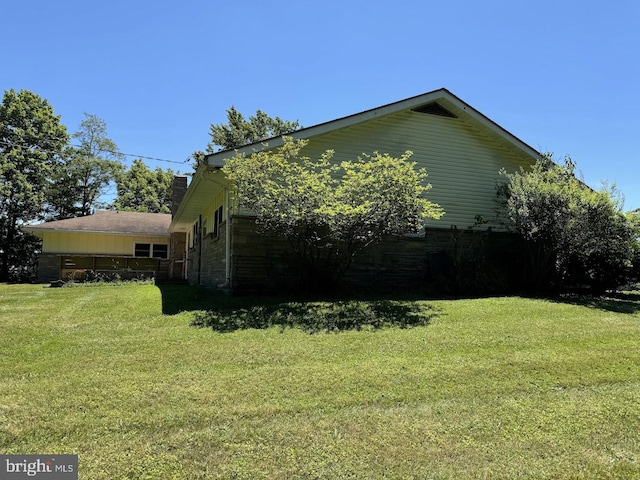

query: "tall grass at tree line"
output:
0 283 639 479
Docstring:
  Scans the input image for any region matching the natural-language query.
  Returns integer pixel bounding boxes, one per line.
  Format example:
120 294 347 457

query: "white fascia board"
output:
440 92 541 160
26 229 169 237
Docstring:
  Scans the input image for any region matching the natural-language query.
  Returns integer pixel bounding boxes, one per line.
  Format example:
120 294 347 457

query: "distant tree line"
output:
0 89 178 282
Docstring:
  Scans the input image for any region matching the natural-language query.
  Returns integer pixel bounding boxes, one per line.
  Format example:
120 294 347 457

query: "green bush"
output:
502 157 637 293
63 270 154 287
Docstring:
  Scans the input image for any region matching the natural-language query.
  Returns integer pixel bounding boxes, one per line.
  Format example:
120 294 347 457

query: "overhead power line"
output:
95 147 192 165
0 136 193 165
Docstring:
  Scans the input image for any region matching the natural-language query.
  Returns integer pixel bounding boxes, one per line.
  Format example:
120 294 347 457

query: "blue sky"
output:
3 0 639 209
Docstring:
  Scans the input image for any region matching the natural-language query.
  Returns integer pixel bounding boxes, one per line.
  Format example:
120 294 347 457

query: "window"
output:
213 205 224 237
193 221 199 243
152 244 168 259
134 243 168 259
135 243 151 257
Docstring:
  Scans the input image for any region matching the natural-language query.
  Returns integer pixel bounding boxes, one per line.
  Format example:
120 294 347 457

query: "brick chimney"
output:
171 175 188 217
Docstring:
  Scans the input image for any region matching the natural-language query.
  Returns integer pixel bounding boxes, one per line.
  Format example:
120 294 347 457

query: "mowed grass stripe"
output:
0 284 638 479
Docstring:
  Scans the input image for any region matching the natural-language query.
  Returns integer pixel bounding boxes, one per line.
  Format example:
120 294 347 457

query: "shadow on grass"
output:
551 290 640 315
158 284 233 315
157 284 443 333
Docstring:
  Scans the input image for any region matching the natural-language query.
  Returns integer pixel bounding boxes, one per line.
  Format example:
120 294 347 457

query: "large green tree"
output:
224 138 443 290
47 113 123 219
113 159 175 213
192 107 301 169
502 156 636 292
0 89 68 280
208 107 301 152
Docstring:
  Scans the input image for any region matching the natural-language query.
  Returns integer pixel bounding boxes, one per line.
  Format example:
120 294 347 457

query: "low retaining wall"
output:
37 254 171 283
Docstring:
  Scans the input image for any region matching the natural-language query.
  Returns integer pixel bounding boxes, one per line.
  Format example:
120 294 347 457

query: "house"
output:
24 177 188 283
169 88 541 292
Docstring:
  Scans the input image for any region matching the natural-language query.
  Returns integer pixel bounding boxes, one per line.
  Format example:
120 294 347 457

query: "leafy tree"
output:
502 156 636 292
0 89 68 281
626 209 640 284
191 107 301 170
207 106 301 152
47 113 123 218
114 159 175 213
224 138 444 290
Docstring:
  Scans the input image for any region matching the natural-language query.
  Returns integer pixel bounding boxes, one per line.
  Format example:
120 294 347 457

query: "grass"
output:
0 283 639 479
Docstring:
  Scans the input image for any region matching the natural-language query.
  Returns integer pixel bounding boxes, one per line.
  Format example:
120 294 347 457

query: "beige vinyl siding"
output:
298 110 533 230
40 231 169 255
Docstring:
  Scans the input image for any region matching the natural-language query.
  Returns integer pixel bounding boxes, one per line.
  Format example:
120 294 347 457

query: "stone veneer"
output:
187 216 520 293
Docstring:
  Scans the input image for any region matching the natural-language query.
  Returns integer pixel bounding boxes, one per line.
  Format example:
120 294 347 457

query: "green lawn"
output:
1 283 639 479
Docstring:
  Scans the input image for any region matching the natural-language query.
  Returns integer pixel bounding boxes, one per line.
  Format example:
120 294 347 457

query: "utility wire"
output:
0 136 193 165
95 147 192 165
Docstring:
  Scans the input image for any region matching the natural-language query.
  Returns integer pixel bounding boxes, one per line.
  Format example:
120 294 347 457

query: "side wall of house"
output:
297 109 533 230
186 107 536 292
186 189 228 287
187 223 228 287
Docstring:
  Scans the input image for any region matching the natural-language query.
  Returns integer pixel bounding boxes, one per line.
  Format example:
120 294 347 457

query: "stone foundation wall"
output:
189 216 519 293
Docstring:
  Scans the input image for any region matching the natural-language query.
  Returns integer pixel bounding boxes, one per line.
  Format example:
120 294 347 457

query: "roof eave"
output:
169 169 204 232
439 90 541 159
23 227 169 237
169 167 230 233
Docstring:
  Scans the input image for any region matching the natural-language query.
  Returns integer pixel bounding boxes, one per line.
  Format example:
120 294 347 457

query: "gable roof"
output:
170 88 541 232
23 211 171 237
204 88 540 165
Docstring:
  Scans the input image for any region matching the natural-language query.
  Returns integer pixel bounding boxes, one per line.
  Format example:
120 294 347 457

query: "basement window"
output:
412 102 457 118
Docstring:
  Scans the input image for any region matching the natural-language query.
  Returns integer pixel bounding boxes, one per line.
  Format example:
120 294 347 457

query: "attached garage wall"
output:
39 231 170 255
35 231 173 283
